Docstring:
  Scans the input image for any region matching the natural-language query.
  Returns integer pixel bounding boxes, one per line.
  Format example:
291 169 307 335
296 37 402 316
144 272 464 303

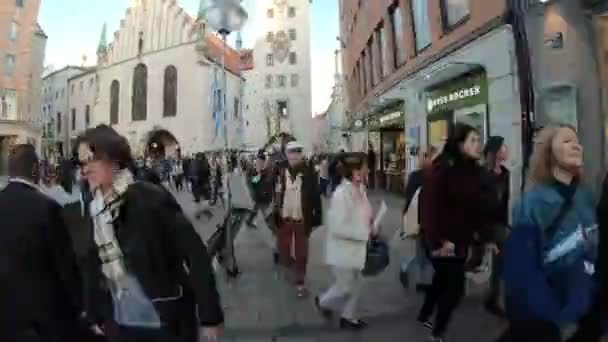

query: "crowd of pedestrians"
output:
0 122 606 342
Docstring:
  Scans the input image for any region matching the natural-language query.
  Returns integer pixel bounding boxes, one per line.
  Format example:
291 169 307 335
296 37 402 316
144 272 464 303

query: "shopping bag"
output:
111 274 161 329
362 238 390 277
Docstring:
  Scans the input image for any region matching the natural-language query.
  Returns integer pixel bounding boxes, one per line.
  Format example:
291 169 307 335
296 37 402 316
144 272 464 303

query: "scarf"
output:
91 169 135 286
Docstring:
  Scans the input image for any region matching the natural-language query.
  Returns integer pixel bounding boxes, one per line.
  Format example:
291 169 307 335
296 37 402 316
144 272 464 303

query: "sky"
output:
39 0 340 115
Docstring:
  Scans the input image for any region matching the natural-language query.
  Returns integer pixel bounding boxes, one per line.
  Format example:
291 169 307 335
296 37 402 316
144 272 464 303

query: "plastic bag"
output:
111 273 161 329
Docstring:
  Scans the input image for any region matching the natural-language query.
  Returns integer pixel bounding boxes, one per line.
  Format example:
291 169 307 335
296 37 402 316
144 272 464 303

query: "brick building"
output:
338 0 523 195
0 0 46 173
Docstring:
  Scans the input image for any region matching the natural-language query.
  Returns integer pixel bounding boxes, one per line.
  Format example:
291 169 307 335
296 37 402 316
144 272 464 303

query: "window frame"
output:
277 74 287 88
440 0 471 32
85 105 90 127
288 6 296 18
288 28 296 41
267 8 274 18
289 52 297 65
266 54 274 66
4 54 16 75
390 3 407 68
266 31 274 42
71 108 76 131
290 74 299 87
110 80 120 125
265 74 273 88
15 0 24 8
9 20 18 41
411 0 432 53
163 65 178 117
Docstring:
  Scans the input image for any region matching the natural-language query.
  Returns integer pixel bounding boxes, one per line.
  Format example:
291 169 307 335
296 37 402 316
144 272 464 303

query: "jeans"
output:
418 257 466 337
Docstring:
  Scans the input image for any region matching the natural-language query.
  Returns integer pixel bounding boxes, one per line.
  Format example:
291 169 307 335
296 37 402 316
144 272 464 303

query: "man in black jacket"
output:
0 144 82 342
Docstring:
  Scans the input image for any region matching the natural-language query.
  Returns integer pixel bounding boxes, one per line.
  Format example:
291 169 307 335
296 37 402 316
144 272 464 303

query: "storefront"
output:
367 104 406 194
425 70 489 147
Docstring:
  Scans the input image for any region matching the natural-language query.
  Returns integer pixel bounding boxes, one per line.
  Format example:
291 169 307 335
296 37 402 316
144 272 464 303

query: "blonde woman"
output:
315 153 374 330
500 125 599 341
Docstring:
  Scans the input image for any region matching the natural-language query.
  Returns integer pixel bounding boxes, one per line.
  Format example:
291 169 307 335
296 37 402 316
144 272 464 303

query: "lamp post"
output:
205 0 248 209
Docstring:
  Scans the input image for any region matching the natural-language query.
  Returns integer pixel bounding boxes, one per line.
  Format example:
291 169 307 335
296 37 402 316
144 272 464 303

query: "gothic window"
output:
132 64 147 121
71 108 76 131
138 31 144 55
57 112 62 133
110 80 119 124
163 65 177 117
233 98 239 118
85 105 90 127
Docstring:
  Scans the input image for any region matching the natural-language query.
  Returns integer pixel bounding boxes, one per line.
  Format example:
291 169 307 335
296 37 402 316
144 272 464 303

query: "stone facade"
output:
242 0 313 151
89 0 244 157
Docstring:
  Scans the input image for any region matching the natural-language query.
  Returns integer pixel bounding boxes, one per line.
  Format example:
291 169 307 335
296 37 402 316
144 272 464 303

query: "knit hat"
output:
484 136 505 156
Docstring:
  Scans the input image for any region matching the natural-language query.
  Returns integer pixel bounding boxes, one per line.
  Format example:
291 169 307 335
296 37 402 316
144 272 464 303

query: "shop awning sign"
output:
425 73 488 114
379 111 402 124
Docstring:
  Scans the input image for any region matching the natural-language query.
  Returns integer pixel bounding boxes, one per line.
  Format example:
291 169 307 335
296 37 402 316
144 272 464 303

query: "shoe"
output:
296 286 309 299
339 318 368 330
314 296 333 320
417 318 433 330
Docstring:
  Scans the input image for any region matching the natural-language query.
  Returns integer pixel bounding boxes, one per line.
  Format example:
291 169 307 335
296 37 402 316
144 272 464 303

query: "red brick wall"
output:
340 0 508 113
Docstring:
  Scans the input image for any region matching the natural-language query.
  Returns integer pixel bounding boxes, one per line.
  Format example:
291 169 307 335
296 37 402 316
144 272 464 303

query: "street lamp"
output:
204 0 248 209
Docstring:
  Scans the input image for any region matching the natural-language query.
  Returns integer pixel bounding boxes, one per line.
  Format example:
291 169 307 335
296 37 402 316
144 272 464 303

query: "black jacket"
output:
0 182 82 341
84 182 223 327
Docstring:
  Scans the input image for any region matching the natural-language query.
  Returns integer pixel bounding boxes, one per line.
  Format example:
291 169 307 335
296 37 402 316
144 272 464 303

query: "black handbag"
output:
362 238 390 277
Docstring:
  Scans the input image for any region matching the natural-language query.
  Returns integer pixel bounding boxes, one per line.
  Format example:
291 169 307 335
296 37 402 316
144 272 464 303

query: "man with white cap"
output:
273 141 322 297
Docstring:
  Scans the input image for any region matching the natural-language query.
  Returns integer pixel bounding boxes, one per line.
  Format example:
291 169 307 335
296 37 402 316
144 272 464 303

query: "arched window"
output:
110 80 120 124
85 105 90 127
163 65 177 117
132 64 147 121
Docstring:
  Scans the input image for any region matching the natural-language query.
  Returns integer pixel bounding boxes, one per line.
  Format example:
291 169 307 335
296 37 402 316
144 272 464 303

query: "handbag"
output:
362 238 390 277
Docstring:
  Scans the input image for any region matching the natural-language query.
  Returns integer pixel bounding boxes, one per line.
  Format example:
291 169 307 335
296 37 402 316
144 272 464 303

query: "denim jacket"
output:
504 182 599 323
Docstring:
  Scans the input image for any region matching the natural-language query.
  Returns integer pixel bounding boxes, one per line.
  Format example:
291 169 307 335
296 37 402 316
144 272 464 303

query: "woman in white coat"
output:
315 154 374 330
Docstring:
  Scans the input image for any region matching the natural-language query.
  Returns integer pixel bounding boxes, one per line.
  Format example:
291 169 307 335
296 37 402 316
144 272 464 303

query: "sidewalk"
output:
174 190 505 342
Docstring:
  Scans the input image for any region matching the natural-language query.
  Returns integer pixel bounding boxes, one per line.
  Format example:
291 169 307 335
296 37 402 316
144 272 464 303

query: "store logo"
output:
379 111 401 123
427 85 482 112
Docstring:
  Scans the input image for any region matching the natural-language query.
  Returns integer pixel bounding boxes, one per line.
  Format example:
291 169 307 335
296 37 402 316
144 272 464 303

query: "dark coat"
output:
83 182 223 332
419 159 491 257
273 161 323 233
0 182 82 341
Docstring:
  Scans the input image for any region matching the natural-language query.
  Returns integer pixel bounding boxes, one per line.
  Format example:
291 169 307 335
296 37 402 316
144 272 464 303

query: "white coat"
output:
325 180 371 270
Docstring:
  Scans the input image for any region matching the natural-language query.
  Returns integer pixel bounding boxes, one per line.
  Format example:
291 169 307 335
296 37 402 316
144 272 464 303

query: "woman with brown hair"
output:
500 125 599 341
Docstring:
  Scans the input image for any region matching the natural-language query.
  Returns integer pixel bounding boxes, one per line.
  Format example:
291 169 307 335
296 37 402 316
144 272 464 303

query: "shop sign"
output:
425 73 488 114
368 111 404 130
379 111 402 124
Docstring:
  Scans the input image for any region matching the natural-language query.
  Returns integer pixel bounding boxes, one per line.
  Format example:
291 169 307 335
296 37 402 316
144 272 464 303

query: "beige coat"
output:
325 181 371 270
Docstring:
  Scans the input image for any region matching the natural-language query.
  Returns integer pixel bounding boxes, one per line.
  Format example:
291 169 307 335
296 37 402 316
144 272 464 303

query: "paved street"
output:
174 189 506 342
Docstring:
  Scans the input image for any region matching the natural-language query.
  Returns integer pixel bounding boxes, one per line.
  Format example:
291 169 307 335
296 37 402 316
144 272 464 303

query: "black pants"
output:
418 257 466 337
486 244 503 306
496 320 561 342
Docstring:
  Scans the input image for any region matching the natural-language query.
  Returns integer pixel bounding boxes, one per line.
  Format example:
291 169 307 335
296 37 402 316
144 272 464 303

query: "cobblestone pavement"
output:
173 189 506 342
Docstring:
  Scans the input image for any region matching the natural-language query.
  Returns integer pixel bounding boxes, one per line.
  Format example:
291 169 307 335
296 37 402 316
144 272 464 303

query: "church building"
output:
91 0 244 158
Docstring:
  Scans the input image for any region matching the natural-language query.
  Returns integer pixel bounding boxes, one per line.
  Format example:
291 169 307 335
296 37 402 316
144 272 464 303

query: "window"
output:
277 74 286 87
16 0 23 8
412 0 431 51
233 98 239 118
138 31 144 55
441 0 470 28
89 77 94 89
367 39 376 85
267 8 274 18
290 74 299 87
277 100 288 117
71 108 76 131
79 81 83 91
132 64 147 121
71 84 75 95
110 80 119 124
4 54 15 75
57 112 62 133
390 4 407 66
377 23 387 78
55 91 58 100
288 7 296 17
289 52 297 65
289 29 296 41
163 65 178 117
61 88 64 98
9 20 18 41
266 31 274 42
265 74 273 88
85 105 90 127
266 54 274 66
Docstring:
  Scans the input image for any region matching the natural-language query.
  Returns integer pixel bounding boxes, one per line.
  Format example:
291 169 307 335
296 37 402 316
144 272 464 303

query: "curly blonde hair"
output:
527 124 579 188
